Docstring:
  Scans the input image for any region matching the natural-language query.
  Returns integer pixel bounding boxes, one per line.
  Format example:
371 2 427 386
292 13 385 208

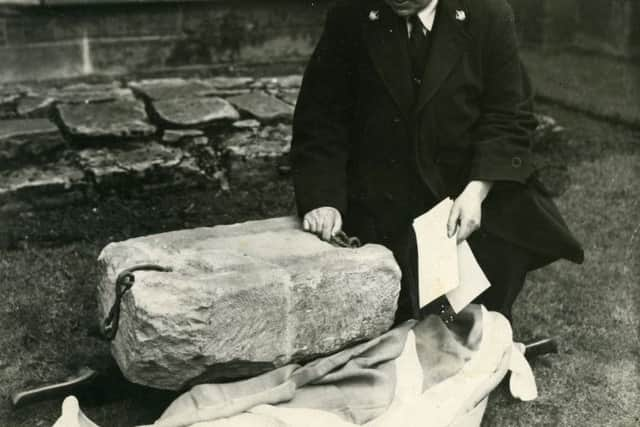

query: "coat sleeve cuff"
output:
294 184 347 219
468 152 535 183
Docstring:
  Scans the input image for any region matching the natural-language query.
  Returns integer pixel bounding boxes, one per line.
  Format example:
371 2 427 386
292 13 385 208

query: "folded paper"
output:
413 198 459 308
413 198 491 313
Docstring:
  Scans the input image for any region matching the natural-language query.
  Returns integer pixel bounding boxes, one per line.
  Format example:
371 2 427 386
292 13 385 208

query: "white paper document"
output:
447 241 491 313
412 198 491 313
412 198 459 308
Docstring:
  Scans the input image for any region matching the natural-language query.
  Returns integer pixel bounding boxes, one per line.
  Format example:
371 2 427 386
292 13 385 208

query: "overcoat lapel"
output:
362 4 414 119
416 0 471 112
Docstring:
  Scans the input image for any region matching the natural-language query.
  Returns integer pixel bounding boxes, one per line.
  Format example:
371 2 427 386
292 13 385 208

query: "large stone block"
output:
97 217 400 390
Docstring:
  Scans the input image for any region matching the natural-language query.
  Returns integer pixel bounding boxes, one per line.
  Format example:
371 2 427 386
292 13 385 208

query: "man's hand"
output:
303 207 343 241
447 181 494 243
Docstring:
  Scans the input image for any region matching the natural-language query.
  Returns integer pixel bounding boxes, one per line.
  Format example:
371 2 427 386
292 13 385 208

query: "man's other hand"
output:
447 181 494 243
303 207 343 242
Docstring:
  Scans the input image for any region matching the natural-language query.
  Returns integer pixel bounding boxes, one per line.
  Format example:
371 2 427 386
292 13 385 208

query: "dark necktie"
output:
408 15 429 92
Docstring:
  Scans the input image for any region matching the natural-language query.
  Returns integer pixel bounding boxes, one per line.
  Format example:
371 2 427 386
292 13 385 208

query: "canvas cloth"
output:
54 305 536 427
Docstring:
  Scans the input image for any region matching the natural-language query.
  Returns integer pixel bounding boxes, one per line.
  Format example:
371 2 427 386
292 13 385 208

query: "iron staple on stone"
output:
101 264 173 342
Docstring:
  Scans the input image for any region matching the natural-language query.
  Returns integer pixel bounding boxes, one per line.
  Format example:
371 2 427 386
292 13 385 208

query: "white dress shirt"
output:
407 0 439 37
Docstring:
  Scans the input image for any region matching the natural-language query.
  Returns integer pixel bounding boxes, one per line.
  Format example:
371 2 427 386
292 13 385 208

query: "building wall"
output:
511 0 639 57
1 0 637 84
0 1 329 83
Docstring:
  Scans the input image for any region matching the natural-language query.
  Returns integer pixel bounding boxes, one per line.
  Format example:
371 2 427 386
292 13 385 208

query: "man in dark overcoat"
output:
291 0 584 323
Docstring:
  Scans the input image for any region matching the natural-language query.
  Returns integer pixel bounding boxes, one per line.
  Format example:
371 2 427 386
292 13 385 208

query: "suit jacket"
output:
291 0 584 267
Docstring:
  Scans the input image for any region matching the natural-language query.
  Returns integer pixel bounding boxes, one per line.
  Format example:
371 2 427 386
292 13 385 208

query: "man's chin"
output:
387 5 422 17
385 0 432 17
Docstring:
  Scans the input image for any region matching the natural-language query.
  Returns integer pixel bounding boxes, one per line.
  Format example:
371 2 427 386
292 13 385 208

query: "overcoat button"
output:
511 156 523 168
384 192 394 201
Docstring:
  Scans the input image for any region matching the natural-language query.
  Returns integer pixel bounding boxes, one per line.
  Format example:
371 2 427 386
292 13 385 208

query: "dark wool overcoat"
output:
291 0 584 273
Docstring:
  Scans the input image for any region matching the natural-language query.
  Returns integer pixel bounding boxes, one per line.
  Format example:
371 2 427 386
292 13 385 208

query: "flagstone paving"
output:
151 97 239 127
129 78 215 101
75 142 206 192
221 123 292 187
56 98 157 141
228 91 295 122
0 76 303 214
0 159 86 212
15 96 56 118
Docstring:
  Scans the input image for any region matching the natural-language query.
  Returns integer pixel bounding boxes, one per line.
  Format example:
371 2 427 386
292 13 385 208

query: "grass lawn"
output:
483 103 640 426
521 49 640 128
1 107 639 425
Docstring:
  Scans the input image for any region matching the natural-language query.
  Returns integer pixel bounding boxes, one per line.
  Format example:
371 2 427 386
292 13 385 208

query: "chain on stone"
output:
102 264 173 341
329 230 362 249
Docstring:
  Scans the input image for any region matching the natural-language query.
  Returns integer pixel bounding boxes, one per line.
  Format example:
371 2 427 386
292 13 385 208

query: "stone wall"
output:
0 1 329 84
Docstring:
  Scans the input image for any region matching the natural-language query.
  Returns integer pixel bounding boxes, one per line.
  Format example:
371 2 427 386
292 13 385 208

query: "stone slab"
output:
0 119 65 166
97 216 400 390
0 88 23 118
222 124 292 186
278 90 299 106
162 129 205 145
232 119 261 129
49 82 135 104
0 158 85 212
151 97 240 128
53 88 135 104
202 77 254 89
277 75 303 89
76 141 206 191
197 88 251 97
129 78 213 101
228 91 294 122
57 99 156 141
16 96 56 118
252 76 302 90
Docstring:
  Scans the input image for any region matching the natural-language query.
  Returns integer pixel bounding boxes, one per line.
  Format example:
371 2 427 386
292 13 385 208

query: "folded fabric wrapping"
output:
53 305 537 427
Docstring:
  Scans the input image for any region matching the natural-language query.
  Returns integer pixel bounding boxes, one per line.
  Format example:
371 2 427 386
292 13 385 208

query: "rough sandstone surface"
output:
97 216 400 390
